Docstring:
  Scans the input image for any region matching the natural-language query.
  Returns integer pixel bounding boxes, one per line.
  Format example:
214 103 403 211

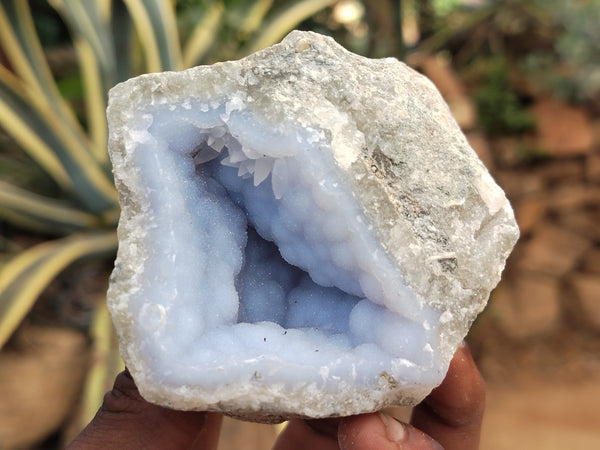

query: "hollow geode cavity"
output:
107 31 519 421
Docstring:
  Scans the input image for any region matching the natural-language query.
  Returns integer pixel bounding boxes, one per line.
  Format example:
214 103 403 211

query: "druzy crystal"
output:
107 31 519 420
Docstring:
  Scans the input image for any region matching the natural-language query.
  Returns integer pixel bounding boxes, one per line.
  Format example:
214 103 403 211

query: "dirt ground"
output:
482 379 600 449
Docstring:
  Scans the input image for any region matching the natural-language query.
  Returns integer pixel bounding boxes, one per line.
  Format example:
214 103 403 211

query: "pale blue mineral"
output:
107 31 519 420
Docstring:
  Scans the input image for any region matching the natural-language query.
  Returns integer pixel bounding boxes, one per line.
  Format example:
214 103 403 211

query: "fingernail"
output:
379 413 406 444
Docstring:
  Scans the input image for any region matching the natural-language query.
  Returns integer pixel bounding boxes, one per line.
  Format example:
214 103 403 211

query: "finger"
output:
410 341 485 450
338 413 443 449
67 370 222 450
272 418 340 450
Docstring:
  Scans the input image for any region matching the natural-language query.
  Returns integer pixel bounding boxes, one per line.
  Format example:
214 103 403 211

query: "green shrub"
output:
474 57 534 135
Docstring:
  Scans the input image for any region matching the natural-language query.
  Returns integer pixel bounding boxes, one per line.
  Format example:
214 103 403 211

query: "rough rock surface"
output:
107 31 519 421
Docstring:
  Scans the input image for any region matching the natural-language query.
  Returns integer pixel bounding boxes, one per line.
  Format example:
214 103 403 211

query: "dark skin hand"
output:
68 342 484 449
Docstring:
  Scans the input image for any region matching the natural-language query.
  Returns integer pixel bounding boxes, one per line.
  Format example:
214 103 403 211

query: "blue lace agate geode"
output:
106 31 518 421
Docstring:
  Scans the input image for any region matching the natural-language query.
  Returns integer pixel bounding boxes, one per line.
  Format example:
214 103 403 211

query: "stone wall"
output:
417 55 600 381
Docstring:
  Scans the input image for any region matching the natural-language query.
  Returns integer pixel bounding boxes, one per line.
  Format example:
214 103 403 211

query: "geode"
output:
107 31 519 421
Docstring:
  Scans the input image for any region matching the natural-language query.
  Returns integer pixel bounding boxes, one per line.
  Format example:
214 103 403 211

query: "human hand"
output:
67 342 484 449
273 341 484 450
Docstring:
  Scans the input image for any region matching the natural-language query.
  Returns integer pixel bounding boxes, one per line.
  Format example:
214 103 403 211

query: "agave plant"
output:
0 0 339 436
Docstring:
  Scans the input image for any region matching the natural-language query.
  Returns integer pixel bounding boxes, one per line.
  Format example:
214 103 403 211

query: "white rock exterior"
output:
107 31 519 421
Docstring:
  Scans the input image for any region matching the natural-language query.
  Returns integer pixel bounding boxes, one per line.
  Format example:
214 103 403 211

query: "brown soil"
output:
482 379 600 450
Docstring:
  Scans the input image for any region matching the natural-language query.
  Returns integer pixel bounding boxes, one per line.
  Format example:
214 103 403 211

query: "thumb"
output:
338 413 443 450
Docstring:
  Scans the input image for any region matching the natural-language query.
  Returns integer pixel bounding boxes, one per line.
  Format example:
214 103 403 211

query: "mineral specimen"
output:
107 30 519 421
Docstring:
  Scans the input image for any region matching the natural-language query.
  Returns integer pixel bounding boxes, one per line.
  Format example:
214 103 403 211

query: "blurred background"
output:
0 0 598 448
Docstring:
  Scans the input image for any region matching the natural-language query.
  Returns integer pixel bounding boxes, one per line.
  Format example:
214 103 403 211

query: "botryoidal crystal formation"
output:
106 31 519 421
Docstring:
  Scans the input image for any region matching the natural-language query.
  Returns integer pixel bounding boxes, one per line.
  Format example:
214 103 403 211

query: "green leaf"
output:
0 180 109 234
77 300 123 429
109 0 135 83
0 0 90 149
73 36 110 164
50 0 117 164
0 67 71 189
182 1 224 68
0 66 118 213
0 231 118 349
124 0 182 72
239 0 274 36
50 0 116 82
243 0 337 55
